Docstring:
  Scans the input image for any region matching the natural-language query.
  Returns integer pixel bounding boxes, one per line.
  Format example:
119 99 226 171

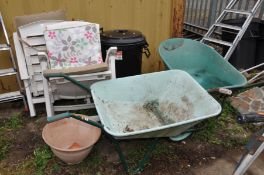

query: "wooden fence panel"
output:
0 0 184 93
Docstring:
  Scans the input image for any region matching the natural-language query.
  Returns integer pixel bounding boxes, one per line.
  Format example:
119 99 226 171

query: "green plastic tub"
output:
159 38 247 90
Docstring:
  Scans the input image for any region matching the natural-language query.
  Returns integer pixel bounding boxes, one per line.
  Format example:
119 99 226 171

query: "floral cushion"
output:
44 22 103 69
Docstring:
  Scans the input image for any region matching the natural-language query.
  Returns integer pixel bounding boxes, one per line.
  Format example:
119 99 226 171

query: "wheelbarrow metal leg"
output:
71 114 130 172
111 137 129 172
110 137 159 174
133 138 159 174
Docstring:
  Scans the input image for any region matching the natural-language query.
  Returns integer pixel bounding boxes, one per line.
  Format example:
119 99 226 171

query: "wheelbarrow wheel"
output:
169 132 192 142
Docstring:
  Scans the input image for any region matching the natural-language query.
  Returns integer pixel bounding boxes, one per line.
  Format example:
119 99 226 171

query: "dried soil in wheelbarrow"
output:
105 97 194 133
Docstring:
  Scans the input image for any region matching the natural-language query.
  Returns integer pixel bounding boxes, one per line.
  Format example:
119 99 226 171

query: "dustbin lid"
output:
101 29 147 46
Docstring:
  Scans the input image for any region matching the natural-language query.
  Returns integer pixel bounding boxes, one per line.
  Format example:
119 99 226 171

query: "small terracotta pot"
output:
42 117 101 164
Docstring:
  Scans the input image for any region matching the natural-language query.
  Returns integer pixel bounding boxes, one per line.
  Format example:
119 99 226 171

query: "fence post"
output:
171 0 185 37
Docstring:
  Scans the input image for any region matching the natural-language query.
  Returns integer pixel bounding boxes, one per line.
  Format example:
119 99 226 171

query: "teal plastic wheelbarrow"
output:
159 38 247 90
45 70 221 174
159 38 247 141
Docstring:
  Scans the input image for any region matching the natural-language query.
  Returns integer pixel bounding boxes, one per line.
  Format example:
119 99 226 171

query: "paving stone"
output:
240 87 263 100
240 96 252 103
251 100 262 111
260 103 264 111
254 88 264 99
261 86 264 92
230 86 264 113
230 97 250 113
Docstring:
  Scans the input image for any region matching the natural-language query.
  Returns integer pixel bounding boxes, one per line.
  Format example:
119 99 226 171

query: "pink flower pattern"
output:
70 57 78 63
45 23 102 69
47 51 52 59
98 56 103 63
55 55 63 66
48 31 56 39
84 31 93 40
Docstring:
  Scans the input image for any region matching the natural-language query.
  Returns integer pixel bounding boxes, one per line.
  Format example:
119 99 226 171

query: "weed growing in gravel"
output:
51 163 61 173
0 135 9 160
34 145 53 175
5 113 22 129
0 113 22 160
192 97 249 148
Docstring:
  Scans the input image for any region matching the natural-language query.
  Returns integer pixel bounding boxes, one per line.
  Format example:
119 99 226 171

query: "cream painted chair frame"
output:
38 21 117 117
14 20 117 117
14 20 63 117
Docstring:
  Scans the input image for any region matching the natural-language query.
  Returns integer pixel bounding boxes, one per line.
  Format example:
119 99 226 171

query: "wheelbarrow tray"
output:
159 38 247 90
91 70 221 139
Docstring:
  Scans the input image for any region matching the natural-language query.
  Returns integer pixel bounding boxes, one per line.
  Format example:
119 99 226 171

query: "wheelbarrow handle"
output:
71 114 104 129
44 73 90 92
208 88 232 95
47 112 72 122
237 112 264 124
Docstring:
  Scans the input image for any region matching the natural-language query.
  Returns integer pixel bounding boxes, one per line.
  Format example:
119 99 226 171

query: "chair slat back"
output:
18 20 63 96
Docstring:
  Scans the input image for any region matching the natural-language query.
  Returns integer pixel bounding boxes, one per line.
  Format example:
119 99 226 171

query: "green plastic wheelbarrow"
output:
159 38 247 90
159 38 247 141
45 70 221 174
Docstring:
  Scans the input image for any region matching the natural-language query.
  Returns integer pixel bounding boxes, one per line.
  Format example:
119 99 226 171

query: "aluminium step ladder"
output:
0 12 27 109
201 0 264 60
234 132 264 175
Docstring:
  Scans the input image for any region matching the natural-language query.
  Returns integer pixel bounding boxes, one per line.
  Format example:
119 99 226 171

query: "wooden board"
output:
0 75 19 93
0 0 184 93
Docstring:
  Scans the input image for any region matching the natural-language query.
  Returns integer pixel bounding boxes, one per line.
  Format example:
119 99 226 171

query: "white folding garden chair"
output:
14 20 64 117
38 21 118 117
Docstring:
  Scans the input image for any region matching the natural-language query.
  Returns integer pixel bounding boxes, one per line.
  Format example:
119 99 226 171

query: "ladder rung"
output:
203 37 233 47
0 44 10 51
0 68 16 77
215 23 242 31
224 9 251 15
0 13 26 107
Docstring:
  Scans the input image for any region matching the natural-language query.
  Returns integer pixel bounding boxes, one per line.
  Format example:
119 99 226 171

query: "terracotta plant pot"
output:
42 117 101 164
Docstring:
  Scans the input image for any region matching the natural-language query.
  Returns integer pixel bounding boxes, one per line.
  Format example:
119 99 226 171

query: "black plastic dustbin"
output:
101 29 150 78
222 18 262 69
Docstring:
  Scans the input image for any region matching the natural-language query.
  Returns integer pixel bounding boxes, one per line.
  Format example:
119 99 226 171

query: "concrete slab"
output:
192 150 264 175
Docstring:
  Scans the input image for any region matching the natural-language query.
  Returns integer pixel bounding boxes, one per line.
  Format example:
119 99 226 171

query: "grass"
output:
0 145 55 175
153 142 171 156
0 92 261 174
0 135 9 160
0 113 23 160
14 158 35 175
5 113 22 129
88 154 104 167
34 145 53 175
124 139 172 172
192 95 249 148
51 163 61 173
66 149 104 175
